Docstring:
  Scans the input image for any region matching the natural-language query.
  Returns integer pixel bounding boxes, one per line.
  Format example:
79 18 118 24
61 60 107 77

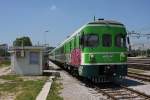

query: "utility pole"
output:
44 30 49 47
93 16 96 22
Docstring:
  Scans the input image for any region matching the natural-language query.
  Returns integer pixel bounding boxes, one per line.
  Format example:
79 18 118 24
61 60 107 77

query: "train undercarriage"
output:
78 65 127 83
50 59 127 83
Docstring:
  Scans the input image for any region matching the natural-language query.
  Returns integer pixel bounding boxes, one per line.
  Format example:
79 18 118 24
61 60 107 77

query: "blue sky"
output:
0 0 150 47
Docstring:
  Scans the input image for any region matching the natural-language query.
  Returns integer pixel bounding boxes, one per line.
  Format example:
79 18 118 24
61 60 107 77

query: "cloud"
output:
50 5 56 11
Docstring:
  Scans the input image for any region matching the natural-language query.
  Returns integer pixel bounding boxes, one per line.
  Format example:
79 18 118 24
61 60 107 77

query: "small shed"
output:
9 46 46 75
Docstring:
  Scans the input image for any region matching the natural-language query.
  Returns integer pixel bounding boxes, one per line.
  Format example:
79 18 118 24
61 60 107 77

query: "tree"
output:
0 49 5 56
147 49 150 57
13 36 32 46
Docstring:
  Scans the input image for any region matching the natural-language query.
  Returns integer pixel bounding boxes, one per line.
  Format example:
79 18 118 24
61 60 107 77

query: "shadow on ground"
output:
120 78 145 87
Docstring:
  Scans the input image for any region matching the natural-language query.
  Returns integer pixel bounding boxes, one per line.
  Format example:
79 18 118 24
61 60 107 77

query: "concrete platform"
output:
43 70 61 77
36 76 53 100
48 61 61 70
36 61 61 100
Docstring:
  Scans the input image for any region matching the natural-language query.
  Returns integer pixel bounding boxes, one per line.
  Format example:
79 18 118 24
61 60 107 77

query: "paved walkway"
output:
36 61 60 100
36 77 53 100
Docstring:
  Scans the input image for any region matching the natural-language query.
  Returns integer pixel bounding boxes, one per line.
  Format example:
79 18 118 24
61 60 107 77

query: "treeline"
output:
13 36 32 46
0 36 32 57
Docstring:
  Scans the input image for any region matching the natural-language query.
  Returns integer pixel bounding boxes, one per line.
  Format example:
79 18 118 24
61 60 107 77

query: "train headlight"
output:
89 54 95 62
120 52 126 61
90 54 94 58
107 66 110 69
113 73 116 76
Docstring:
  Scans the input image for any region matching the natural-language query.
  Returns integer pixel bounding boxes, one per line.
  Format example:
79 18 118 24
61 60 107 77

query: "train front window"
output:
102 34 112 47
84 34 99 47
115 34 126 47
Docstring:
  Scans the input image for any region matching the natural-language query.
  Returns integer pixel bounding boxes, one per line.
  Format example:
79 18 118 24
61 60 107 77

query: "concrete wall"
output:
11 50 43 75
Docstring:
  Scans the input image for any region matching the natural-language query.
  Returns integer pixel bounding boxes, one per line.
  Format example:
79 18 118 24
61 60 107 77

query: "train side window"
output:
102 34 112 47
70 42 71 51
115 34 126 47
83 34 99 47
61 46 64 53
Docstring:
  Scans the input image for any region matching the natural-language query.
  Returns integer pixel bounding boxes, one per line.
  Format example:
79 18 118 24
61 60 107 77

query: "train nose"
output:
104 65 116 76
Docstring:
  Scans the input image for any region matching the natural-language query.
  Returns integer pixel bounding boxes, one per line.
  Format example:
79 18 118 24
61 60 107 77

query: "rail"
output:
128 71 150 82
95 83 150 100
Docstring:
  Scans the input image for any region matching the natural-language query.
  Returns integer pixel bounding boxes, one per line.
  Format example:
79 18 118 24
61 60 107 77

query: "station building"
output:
9 46 48 75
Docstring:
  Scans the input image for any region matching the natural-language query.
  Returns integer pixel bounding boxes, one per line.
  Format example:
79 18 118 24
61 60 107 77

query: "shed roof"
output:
9 46 45 53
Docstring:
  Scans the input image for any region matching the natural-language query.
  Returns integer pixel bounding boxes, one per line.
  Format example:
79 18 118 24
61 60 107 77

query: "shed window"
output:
102 34 112 47
29 52 39 64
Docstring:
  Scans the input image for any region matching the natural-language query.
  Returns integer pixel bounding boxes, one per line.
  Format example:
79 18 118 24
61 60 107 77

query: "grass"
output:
0 75 22 92
0 75 22 81
0 75 48 100
15 80 46 100
0 60 10 68
47 78 63 100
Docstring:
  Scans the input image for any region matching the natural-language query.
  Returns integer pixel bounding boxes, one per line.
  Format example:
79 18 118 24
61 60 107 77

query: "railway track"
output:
63 68 150 99
128 72 150 82
95 83 150 100
64 68 150 99
128 64 150 71
128 57 150 70
51 61 150 99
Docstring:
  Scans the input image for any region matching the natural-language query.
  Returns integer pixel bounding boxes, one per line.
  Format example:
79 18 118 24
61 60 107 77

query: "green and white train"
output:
49 19 128 82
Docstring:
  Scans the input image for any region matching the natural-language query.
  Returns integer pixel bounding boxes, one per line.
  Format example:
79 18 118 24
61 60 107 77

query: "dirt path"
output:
0 66 11 76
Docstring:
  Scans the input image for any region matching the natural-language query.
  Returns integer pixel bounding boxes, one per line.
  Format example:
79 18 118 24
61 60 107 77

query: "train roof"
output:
50 19 125 53
88 19 124 25
50 25 86 53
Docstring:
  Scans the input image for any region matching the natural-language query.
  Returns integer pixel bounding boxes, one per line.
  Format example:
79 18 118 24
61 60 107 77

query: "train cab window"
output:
102 34 112 47
83 34 99 47
115 34 126 47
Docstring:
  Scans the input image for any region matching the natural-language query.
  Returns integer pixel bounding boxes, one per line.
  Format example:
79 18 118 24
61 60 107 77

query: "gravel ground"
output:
0 66 15 100
127 68 150 96
0 67 11 76
59 71 107 100
129 84 150 95
124 77 150 96
0 66 12 84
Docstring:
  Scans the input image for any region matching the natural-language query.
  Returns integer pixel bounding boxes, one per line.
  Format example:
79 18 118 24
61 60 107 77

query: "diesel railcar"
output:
49 19 128 82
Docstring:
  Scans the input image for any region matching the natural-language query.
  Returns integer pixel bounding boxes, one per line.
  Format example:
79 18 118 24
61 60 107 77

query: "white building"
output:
0 43 8 51
9 46 46 75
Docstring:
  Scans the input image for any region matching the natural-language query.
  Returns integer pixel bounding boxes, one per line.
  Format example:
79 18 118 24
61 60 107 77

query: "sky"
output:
0 0 150 47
